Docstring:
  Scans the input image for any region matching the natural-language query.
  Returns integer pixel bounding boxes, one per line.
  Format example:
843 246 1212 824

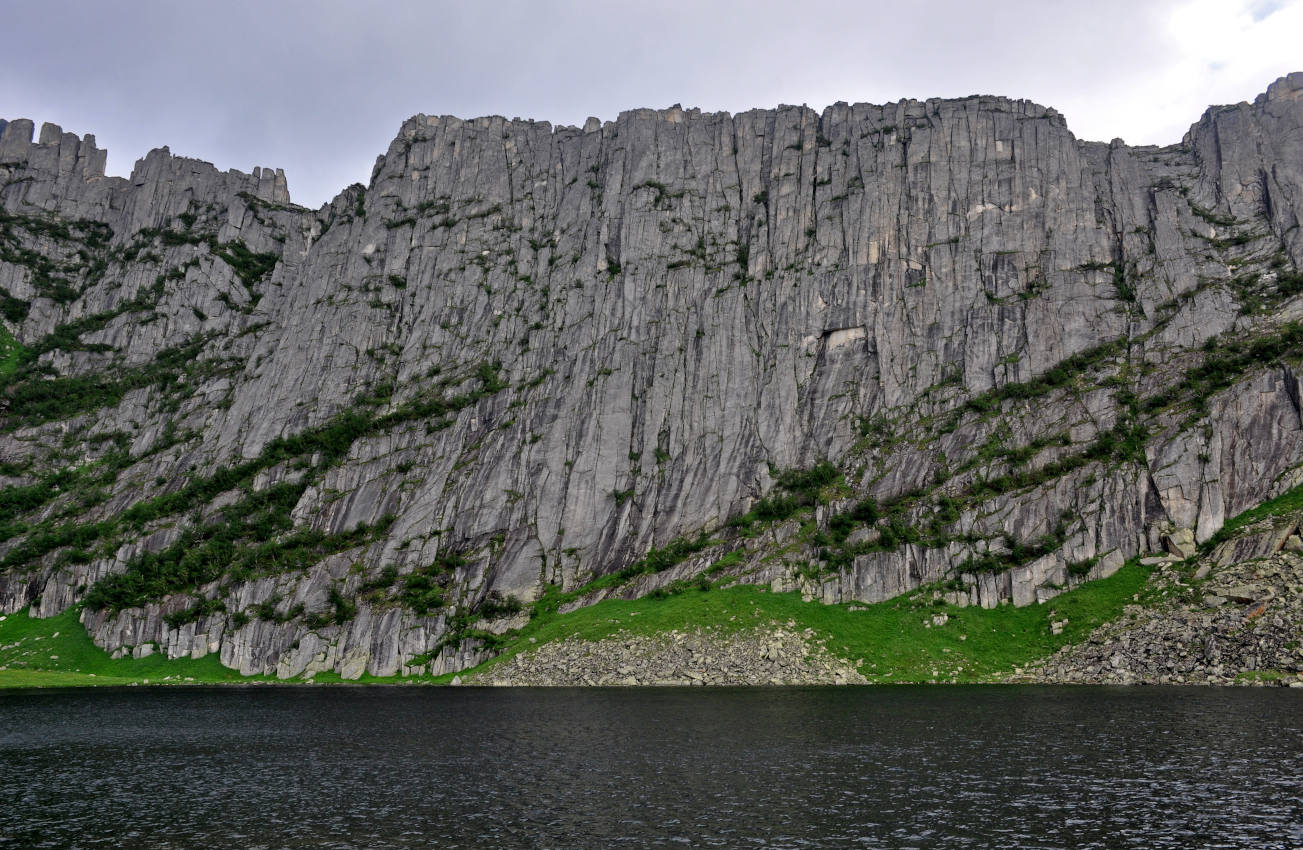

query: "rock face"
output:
1 74 1303 679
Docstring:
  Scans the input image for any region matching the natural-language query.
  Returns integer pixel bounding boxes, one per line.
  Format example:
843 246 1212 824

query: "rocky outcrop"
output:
1020 546 1303 686
472 625 867 686
1 74 1303 679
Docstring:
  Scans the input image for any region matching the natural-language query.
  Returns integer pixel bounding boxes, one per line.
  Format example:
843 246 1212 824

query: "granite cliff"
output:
1 73 1302 679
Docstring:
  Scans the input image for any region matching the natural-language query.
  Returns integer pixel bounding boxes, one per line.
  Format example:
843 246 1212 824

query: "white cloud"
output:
1061 0 1303 145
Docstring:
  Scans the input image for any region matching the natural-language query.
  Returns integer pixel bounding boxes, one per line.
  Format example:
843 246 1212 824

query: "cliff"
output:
1 73 1302 679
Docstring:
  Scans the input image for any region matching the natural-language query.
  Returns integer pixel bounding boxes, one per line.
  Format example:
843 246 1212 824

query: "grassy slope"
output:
0 607 432 688
438 561 1152 683
1 563 1150 688
0 324 25 377
0 608 271 687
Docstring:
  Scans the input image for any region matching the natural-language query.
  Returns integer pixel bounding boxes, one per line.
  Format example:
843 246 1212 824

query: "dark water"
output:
2 686 1301 849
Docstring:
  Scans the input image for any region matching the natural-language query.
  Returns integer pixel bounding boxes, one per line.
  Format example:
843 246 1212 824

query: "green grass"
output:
442 560 1153 684
0 668 144 687
0 608 271 688
0 324 25 378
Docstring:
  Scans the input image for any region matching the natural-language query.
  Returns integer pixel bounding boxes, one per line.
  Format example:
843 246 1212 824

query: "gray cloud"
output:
2 0 1297 207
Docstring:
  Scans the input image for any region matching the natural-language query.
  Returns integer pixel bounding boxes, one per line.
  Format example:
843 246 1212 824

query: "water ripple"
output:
0 685 1300 848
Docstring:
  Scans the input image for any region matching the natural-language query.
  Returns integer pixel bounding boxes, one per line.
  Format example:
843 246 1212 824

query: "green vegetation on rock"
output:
71 361 512 617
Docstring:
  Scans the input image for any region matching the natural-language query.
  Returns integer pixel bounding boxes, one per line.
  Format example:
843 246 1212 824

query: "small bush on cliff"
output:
729 461 843 531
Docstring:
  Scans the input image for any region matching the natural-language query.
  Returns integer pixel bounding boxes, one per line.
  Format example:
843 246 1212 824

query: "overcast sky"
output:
3 0 1299 208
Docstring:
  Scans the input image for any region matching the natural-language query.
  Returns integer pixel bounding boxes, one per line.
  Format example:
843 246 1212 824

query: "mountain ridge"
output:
0 72 1301 680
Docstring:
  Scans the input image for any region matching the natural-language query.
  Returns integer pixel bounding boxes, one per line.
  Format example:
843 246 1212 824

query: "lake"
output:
2 686 1300 848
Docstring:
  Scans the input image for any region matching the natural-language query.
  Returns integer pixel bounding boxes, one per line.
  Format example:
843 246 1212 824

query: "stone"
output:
473 625 867 686
1163 529 1198 560
1222 586 1263 604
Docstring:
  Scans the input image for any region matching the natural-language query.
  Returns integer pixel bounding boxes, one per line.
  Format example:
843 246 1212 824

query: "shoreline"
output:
4 674 1300 689
6 545 1302 690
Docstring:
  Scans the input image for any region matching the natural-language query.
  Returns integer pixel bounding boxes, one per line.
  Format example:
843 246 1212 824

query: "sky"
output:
2 0 1300 208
